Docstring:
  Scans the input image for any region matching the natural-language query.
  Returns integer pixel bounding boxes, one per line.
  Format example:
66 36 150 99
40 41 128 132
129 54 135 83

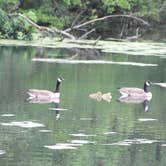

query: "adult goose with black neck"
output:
118 81 153 101
27 77 64 101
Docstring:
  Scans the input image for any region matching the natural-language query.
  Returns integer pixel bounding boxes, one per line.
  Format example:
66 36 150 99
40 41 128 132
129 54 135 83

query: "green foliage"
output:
0 8 7 24
0 0 165 40
0 0 18 11
159 1 166 22
24 11 37 22
0 9 33 40
63 0 81 5
103 0 131 13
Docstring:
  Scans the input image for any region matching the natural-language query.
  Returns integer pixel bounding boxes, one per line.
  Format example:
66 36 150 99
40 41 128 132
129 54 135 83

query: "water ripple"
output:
138 118 158 122
102 138 159 146
44 144 78 150
1 121 45 128
0 150 6 155
69 133 96 137
1 114 15 117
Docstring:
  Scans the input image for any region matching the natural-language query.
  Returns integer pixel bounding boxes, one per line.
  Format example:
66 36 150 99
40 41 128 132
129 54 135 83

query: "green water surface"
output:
0 45 166 166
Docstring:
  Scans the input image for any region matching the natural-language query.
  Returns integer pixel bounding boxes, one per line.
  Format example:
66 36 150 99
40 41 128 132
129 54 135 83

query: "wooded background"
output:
0 0 165 40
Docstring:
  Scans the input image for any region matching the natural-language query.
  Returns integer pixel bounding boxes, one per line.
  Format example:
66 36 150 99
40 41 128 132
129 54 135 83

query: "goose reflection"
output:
27 96 60 104
50 103 61 120
118 97 150 112
28 97 61 119
49 103 68 120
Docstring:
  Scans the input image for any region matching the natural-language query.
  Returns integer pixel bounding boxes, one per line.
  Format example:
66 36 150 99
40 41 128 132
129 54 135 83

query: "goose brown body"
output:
27 77 63 102
118 81 152 101
28 89 60 98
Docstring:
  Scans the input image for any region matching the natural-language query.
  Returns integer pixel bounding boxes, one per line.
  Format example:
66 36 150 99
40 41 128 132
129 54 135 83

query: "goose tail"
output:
27 91 36 100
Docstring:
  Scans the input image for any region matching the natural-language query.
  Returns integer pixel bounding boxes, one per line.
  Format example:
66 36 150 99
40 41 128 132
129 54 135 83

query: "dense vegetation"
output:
0 0 165 40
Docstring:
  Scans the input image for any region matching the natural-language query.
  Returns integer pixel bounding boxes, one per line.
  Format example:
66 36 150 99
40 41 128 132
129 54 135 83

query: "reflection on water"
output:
0 150 6 155
1 114 15 117
0 45 166 166
138 118 158 122
118 98 151 112
38 129 52 133
1 121 45 128
103 138 159 146
32 58 158 66
44 143 78 150
69 133 97 137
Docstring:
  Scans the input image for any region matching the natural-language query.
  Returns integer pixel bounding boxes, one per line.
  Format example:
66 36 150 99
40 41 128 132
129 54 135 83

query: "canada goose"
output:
27 77 64 102
118 81 152 101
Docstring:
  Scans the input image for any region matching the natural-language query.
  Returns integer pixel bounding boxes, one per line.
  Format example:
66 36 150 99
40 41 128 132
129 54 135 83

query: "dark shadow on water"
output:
34 47 102 60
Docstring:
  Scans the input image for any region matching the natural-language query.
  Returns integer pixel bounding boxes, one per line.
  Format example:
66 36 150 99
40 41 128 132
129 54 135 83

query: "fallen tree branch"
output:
79 28 95 39
65 14 150 32
8 13 150 40
9 13 75 39
71 9 85 28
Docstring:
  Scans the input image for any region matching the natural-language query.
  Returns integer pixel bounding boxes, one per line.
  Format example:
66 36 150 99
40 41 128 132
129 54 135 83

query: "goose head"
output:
144 81 152 92
145 81 152 87
55 76 64 92
57 76 64 83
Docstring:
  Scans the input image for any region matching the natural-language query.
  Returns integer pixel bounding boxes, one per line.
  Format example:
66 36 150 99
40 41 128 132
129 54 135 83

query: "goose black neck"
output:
143 83 148 92
55 80 61 92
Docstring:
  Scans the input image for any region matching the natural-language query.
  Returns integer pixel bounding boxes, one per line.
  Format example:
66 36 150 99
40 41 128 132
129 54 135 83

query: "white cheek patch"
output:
57 78 62 82
146 82 150 86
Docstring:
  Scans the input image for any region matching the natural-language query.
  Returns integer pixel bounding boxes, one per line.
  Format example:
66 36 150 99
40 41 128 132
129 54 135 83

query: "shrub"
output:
0 9 33 40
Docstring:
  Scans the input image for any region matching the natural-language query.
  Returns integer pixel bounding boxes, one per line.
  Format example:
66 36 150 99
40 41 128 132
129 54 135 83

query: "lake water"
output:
0 44 166 166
